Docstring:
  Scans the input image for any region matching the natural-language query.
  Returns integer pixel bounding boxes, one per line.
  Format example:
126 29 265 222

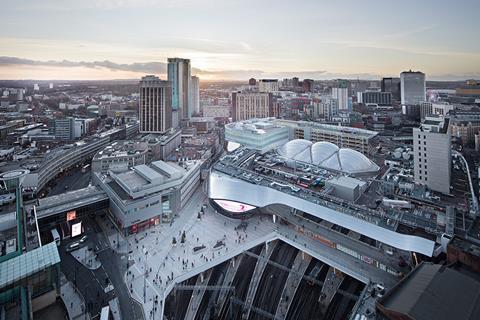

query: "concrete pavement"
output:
60 273 89 320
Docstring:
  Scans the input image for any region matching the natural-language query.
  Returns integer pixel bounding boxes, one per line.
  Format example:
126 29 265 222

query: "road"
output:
49 167 91 196
60 217 143 319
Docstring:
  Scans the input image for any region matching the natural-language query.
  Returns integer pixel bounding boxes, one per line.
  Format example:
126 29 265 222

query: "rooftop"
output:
273 119 379 139
378 262 480 320
277 139 379 174
0 242 60 289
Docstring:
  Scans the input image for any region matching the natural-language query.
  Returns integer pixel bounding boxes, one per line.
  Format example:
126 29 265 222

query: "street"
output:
59 217 143 319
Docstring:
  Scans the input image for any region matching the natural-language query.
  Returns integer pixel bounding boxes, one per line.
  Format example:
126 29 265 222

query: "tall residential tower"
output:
168 58 192 123
190 75 200 115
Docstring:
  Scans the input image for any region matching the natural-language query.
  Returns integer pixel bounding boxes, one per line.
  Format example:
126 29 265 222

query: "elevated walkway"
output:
320 267 345 313
242 240 278 319
211 255 244 319
185 269 212 320
275 251 311 319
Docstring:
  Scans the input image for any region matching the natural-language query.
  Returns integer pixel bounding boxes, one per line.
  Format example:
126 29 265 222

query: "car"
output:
66 242 80 252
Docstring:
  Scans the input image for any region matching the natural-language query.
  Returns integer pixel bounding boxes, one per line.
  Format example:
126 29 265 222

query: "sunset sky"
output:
1 0 479 80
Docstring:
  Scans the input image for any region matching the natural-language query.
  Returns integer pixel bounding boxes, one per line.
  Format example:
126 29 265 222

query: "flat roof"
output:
273 119 378 139
378 263 480 320
0 242 60 289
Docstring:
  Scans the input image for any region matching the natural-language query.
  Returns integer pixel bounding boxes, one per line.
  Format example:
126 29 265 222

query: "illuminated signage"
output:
66 210 76 221
213 200 256 213
71 222 82 237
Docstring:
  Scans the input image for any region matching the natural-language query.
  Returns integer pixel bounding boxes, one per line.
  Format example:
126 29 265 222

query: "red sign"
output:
66 210 76 221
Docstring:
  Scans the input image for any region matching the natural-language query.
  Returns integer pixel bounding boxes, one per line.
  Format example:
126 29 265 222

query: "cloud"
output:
0 56 329 79
0 56 169 73
1 56 477 81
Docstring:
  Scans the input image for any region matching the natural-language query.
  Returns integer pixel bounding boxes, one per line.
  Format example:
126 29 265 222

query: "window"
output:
418 146 421 150
425 177 427 181
424 147 426 151
424 153 427 157
418 152 421 157
419 164 422 168
419 170 422 174
424 141 426 145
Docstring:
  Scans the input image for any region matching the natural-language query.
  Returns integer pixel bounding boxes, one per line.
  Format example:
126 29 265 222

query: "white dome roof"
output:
311 142 339 165
277 139 312 159
277 139 379 174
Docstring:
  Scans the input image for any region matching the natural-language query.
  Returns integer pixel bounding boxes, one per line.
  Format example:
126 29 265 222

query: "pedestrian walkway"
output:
275 251 311 319
185 269 212 319
212 255 244 319
108 297 122 320
243 240 278 319
320 266 345 312
59 273 90 320
70 246 101 270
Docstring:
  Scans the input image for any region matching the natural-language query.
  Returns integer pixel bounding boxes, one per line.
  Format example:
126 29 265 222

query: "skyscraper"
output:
168 58 191 122
190 76 200 115
381 77 401 101
400 70 426 106
139 75 172 133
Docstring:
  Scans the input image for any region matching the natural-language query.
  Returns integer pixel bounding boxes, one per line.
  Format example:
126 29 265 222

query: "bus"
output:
51 228 60 246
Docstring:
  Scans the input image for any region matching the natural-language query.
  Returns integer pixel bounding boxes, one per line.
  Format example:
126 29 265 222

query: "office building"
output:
420 102 455 120
139 75 172 133
413 115 451 194
332 80 350 111
190 76 200 115
381 77 401 101
168 58 191 121
357 91 392 106
54 117 76 141
231 92 276 121
449 107 480 147
258 79 279 92
400 70 426 106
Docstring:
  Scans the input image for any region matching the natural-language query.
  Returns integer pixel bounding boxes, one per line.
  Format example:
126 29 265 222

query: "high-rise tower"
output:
139 75 172 133
168 58 192 123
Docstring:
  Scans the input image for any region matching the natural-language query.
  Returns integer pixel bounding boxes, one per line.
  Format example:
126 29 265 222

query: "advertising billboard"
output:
213 199 256 213
66 210 76 222
71 221 82 237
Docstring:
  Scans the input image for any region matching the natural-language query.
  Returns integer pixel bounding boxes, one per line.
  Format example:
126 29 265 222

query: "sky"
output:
0 0 479 81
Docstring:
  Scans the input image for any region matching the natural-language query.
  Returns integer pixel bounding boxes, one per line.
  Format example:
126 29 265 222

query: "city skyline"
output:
1 0 479 81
